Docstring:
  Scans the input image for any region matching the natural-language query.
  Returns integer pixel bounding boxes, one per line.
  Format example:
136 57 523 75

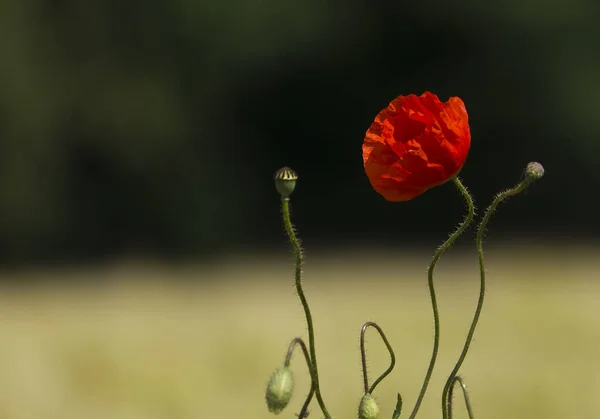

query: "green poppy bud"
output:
274 167 298 198
265 366 294 414
358 393 380 419
524 161 544 182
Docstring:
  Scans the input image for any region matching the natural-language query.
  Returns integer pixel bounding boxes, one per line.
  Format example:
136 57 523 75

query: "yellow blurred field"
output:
0 243 598 419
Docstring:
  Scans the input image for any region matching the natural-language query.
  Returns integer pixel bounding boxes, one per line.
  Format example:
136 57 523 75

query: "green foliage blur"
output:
0 0 598 264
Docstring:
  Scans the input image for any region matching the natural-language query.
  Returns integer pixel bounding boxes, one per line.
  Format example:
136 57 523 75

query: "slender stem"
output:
284 337 312 368
281 197 331 419
284 337 316 419
447 376 474 419
441 179 534 419
408 177 475 419
359 321 397 395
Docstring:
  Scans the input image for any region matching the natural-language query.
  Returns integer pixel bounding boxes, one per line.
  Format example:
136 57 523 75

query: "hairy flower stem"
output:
408 177 475 419
441 174 540 419
360 322 396 395
285 338 316 419
281 197 331 419
447 376 474 419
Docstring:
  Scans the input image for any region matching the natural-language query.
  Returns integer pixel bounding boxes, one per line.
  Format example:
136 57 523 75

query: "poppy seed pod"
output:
265 366 294 414
363 92 471 202
274 167 298 198
358 393 380 419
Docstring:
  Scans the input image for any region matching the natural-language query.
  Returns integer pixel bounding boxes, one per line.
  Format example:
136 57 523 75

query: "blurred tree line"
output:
0 0 598 265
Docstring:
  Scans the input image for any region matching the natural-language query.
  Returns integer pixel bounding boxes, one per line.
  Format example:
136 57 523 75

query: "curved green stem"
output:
408 177 475 419
360 321 396 395
441 176 538 419
281 197 331 419
447 376 474 419
284 337 316 419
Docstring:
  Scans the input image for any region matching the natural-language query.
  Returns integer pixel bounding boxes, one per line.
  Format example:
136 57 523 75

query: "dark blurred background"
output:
0 0 598 266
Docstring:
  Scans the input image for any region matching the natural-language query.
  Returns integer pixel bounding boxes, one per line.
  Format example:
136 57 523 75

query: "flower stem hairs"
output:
264 92 545 419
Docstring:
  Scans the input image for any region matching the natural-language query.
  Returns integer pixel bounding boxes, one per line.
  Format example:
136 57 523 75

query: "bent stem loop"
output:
360 321 397 395
447 376 474 419
441 171 541 419
281 197 331 419
408 176 475 419
285 337 316 419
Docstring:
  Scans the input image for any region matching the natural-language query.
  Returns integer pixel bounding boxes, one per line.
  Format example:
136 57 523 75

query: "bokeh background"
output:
0 0 598 418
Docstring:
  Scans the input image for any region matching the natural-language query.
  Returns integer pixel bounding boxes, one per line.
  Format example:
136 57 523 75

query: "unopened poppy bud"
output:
358 393 380 419
265 366 294 414
274 167 298 198
524 162 544 182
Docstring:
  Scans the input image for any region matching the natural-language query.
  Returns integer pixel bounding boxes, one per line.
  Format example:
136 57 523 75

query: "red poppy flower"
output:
362 92 471 202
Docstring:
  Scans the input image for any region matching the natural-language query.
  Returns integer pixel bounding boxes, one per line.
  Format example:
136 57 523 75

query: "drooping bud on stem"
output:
266 367 294 414
274 167 298 198
358 393 380 419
